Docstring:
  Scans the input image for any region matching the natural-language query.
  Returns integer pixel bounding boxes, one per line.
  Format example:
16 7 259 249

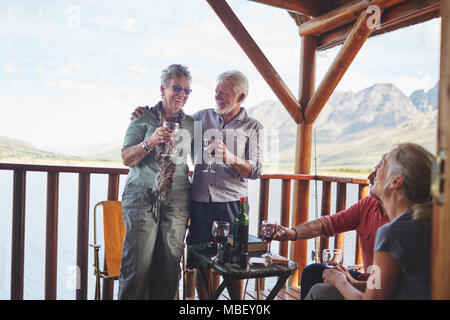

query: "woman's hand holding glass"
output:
146 126 172 149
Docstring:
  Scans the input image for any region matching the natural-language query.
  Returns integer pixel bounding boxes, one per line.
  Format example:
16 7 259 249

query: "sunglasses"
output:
171 85 192 95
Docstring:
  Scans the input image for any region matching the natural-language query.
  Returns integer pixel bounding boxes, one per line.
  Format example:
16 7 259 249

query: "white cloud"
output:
123 18 136 32
4 64 14 72
0 0 442 151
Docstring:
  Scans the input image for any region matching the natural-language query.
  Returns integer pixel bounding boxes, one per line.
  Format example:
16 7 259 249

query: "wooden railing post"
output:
45 172 59 300
258 179 270 233
257 178 270 291
319 181 332 259
290 32 316 287
76 173 90 300
11 170 26 300
355 184 369 266
334 183 347 253
279 179 291 289
279 179 291 259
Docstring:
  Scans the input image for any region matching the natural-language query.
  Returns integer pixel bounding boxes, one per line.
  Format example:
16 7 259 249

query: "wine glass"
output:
322 248 343 268
202 137 216 173
261 220 277 257
161 121 179 157
211 221 230 261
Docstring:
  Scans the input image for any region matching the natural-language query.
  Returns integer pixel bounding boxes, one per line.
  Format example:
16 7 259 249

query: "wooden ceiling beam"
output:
207 0 304 124
298 0 406 36
304 9 376 124
246 0 340 17
317 0 441 51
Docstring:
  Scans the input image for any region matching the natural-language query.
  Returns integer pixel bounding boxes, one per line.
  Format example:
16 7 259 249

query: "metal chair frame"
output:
89 200 123 300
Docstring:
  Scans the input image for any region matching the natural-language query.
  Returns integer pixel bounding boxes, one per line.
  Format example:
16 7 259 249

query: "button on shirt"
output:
191 108 263 202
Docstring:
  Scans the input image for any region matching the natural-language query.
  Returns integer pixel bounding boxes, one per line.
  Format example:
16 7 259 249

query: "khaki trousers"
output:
118 184 190 300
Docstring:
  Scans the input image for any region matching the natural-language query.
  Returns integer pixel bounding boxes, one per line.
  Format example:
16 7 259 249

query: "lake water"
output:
0 170 360 300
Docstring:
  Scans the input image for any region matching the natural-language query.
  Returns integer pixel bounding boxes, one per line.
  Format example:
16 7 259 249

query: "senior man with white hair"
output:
187 70 264 300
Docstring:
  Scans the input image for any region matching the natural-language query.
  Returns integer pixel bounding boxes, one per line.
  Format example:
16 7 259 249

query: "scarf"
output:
153 101 185 203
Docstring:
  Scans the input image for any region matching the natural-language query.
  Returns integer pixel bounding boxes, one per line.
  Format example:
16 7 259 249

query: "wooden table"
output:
188 244 298 300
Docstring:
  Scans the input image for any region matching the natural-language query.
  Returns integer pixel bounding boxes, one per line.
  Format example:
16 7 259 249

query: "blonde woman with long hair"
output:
308 143 434 300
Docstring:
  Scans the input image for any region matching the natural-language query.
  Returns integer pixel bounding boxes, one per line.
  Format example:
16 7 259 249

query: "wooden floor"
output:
185 286 300 300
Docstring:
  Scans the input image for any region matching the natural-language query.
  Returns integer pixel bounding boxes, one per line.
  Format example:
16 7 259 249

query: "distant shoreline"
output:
0 157 371 178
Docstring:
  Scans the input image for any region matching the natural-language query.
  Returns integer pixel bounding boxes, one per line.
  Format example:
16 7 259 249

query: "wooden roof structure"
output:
206 0 449 299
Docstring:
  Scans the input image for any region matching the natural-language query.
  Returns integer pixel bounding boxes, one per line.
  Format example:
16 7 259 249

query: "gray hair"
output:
161 64 192 88
217 70 249 101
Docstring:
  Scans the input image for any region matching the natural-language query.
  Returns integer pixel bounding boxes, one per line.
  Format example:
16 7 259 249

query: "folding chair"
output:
89 201 125 300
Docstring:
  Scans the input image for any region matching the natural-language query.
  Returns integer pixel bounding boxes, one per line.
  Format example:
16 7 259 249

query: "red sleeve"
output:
319 197 369 237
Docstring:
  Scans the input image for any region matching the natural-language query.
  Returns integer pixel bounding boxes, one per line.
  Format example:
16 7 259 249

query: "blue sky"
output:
0 1 441 152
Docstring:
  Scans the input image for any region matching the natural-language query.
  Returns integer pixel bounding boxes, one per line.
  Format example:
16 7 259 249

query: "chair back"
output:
101 201 125 277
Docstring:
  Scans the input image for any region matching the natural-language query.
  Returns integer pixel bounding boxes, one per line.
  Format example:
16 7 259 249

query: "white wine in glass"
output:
161 121 179 157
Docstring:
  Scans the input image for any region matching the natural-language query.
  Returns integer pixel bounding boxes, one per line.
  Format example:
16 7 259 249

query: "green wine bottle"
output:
234 197 249 255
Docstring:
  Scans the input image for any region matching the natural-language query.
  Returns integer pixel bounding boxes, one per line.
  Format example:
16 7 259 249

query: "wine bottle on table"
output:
233 197 249 268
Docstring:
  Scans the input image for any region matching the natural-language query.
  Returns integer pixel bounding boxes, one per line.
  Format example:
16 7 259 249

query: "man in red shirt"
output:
266 161 389 299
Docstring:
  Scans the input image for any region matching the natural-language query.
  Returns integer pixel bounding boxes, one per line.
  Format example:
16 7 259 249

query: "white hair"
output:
161 64 192 88
217 70 249 101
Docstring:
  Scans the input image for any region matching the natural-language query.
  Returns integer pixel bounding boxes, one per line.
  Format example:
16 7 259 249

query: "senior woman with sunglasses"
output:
119 64 194 300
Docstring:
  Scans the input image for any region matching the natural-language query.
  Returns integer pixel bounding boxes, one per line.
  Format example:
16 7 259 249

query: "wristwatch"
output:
141 140 151 152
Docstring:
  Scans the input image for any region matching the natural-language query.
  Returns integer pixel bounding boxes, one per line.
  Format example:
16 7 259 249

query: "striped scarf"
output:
153 102 185 203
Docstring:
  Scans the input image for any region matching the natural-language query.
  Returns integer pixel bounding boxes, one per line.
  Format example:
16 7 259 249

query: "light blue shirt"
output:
191 108 263 202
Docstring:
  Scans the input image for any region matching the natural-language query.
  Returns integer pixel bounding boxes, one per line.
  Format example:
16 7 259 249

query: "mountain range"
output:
247 82 438 170
0 82 438 171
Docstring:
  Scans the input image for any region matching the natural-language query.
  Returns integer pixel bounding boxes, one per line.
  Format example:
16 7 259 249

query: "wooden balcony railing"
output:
257 173 370 282
0 163 129 300
0 163 368 299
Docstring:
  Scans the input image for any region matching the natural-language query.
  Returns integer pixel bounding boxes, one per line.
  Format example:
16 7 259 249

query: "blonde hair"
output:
387 143 435 223
412 202 433 224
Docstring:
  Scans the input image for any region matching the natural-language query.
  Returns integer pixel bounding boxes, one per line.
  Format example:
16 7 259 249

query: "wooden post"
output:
11 170 26 300
279 179 291 289
290 35 316 286
76 173 90 300
205 0 303 124
355 184 369 266
319 181 332 257
334 183 347 252
432 0 450 300
258 179 270 232
45 172 59 300
317 0 440 51
279 179 291 258
257 178 270 291
305 9 377 124
298 0 405 36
